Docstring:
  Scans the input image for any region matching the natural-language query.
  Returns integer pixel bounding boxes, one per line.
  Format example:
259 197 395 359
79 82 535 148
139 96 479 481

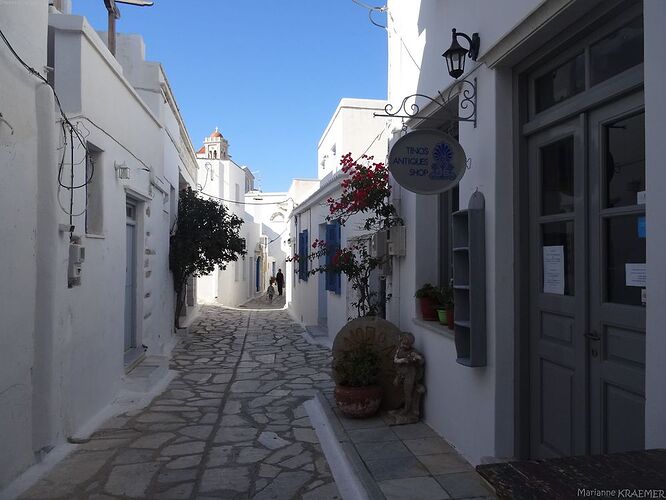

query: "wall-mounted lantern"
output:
442 29 480 79
115 161 130 179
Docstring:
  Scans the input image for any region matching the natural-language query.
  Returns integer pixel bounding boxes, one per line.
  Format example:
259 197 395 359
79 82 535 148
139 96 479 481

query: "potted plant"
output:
439 281 454 329
333 341 382 418
415 283 442 321
436 305 448 325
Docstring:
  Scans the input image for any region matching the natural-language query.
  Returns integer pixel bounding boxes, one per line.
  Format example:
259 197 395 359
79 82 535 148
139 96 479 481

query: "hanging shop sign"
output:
388 129 467 195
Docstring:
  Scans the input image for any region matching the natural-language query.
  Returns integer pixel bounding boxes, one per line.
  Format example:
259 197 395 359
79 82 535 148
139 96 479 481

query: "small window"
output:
540 137 575 215
436 119 459 291
590 17 643 86
235 183 240 202
535 53 585 113
86 144 104 235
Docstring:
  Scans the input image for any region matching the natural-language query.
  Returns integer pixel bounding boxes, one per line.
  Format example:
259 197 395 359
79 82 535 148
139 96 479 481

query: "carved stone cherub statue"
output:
387 332 426 425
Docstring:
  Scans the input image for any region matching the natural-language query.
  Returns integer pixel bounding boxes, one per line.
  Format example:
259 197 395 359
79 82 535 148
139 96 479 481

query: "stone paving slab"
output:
20 305 340 500
319 391 495 500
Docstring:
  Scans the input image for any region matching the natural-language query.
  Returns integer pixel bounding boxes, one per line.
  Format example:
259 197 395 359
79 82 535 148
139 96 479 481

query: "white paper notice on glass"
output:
637 191 646 205
625 263 647 287
543 245 565 295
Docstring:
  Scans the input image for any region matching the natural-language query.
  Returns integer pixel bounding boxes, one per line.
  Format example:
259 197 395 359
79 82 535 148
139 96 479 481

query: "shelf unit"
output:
451 191 486 367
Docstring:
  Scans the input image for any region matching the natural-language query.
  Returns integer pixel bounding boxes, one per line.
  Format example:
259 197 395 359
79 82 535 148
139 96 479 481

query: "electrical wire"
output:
70 115 152 173
0 26 89 151
351 0 387 29
0 24 94 226
199 190 296 207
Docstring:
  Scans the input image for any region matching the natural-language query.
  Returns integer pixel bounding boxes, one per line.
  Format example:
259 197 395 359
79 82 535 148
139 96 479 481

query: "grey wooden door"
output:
529 95 646 458
124 204 137 352
588 92 646 454
529 117 588 458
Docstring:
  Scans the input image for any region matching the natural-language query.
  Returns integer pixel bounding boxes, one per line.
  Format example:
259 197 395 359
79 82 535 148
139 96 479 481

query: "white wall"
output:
643 0 666 450
0 9 195 490
386 0 546 464
48 12 179 439
0 0 52 489
196 157 263 307
387 0 666 464
317 98 388 180
289 99 388 341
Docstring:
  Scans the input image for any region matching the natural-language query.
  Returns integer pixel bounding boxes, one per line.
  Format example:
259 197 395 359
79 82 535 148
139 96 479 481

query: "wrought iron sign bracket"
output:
374 77 477 128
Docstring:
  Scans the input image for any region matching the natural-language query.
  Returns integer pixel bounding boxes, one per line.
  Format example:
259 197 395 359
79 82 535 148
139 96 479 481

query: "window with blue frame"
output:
298 229 308 281
325 222 342 294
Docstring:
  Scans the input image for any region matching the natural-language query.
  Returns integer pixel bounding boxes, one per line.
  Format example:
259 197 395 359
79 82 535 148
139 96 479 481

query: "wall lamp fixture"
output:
115 161 130 179
442 29 480 79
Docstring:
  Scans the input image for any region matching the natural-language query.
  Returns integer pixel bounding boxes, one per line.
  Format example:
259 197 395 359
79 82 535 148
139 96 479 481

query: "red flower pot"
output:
419 297 438 321
334 385 382 418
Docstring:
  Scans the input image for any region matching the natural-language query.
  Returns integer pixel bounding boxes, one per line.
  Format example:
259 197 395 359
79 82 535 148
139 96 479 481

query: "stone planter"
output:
334 384 382 418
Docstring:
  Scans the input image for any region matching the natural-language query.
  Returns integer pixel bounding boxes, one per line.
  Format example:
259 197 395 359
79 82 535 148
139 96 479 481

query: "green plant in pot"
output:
437 282 454 327
415 283 443 321
333 341 382 418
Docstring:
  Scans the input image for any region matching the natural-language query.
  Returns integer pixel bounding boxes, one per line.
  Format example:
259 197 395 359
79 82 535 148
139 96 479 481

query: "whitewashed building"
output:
243 190 291 289
288 98 388 342
383 0 666 466
0 2 197 492
195 129 269 306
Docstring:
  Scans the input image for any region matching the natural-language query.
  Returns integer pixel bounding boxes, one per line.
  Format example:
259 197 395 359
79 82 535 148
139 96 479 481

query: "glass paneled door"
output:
529 118 587 458
528 93 646 458
588 93 645 455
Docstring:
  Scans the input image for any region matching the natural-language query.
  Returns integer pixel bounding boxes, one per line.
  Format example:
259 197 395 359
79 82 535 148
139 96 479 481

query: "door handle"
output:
585 331 601 341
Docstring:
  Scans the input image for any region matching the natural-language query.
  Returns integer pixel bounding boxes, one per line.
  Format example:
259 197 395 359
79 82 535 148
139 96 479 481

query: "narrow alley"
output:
20 304 339 500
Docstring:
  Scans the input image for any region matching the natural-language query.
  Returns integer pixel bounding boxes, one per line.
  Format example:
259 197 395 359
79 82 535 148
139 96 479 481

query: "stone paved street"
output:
21 305 340 500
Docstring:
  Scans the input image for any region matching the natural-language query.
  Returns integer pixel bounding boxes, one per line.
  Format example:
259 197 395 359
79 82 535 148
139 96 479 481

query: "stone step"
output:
123 356 169 393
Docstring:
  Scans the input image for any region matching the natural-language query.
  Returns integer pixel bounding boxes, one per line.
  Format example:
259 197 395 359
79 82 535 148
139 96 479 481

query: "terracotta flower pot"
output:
419 297 439 321
334 385 382 418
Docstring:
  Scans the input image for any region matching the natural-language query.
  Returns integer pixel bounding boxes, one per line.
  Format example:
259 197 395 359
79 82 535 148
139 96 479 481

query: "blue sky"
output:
71 0 388 192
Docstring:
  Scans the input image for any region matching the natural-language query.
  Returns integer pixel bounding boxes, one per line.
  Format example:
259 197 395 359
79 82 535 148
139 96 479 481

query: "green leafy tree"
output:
169 187 245 327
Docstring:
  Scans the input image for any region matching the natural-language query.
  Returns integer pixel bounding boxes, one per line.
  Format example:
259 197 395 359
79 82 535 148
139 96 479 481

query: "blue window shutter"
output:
334 223 342 294
325 224 335 291
298 231 305 281
302 229 308 282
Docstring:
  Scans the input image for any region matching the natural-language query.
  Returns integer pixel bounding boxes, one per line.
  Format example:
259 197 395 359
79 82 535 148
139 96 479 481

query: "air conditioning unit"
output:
387 226 406 257
371 230 388 258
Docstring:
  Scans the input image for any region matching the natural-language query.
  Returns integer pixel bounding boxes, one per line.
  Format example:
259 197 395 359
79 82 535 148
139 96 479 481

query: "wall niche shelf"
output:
451 191 486 367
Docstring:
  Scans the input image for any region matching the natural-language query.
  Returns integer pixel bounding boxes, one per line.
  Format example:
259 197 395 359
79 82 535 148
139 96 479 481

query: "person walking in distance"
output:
276 269 284 296
267 278 276 303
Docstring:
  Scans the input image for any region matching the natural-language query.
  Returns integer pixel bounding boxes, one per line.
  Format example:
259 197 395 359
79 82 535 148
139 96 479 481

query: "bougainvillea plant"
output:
289 153 402 318
305 239 384 317
325 153 402 230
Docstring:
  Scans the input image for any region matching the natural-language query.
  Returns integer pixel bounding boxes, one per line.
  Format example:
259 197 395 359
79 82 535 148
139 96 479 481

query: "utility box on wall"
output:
371 230 388 258
387 225 406 256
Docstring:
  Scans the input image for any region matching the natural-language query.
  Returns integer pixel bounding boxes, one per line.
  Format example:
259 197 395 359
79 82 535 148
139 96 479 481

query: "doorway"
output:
124 201 138 354
527 93 646 458
256 256 261 293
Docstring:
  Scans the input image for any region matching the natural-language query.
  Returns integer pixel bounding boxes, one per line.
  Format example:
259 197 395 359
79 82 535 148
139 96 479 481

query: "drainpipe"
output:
32 82 59 456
